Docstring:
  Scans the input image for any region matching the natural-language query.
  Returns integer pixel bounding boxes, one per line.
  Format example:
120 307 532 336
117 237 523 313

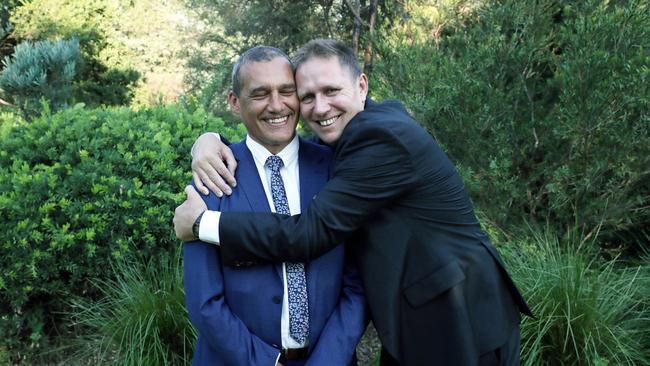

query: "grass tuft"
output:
502 226 650 365
69 249 196 365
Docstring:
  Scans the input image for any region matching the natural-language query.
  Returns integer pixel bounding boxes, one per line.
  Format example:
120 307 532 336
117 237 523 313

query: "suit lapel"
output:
231 143 284 279
298 138 329 212
231 143 272 213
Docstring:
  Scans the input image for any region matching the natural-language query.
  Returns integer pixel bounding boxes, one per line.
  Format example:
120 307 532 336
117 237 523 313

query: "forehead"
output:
239 57 295 89
295 57 351 88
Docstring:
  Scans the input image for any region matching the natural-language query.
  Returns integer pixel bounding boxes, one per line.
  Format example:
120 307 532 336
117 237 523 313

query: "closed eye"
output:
280 88 296 96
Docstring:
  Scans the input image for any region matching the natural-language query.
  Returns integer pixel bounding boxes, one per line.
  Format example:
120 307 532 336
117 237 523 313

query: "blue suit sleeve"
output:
183 186 280 365
304 249 368 365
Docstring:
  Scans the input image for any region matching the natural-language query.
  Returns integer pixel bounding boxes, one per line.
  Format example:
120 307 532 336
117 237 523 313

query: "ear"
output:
357 73 369 103
228 91 241 115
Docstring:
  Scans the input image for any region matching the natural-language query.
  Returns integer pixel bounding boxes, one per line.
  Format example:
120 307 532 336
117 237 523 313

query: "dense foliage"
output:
0 102 244 361
373 0 650 249
0 38 82 119
5 0 141 110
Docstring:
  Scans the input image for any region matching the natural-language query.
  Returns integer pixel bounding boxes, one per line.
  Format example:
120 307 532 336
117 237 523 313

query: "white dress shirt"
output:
199 134 306 351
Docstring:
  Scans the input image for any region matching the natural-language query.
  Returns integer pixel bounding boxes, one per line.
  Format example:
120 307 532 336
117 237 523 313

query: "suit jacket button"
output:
272 295 282 304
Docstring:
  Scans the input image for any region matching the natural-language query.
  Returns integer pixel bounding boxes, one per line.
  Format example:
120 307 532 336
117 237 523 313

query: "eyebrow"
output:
278 83 297 90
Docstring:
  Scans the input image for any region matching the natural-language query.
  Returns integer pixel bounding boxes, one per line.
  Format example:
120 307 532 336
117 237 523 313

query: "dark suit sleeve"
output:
219 125 418 264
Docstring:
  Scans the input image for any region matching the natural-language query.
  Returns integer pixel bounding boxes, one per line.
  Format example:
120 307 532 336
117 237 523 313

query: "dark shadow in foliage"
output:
0 2 18 61
74 66 140 108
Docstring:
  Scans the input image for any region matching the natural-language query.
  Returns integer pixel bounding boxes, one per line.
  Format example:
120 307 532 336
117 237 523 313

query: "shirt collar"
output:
245 134 299 168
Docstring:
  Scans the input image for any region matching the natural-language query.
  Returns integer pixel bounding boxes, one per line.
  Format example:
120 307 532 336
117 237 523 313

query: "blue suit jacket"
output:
184 138 367 365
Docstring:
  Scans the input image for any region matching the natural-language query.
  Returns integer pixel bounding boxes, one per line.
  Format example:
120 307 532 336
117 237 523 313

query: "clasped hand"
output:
174 132 239 241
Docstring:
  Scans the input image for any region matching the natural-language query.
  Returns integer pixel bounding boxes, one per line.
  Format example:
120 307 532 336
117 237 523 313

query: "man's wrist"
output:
192 211 205 239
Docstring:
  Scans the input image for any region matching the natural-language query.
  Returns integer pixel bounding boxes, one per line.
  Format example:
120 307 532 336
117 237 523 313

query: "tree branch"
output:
0 97 15 108
344 0 369 27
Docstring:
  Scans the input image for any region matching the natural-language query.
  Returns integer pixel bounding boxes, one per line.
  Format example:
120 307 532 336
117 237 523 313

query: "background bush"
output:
500 226 650 365
70 249 195 365
8 0 141 108
0 38 82 119
0 101 244 361
372 0 650 251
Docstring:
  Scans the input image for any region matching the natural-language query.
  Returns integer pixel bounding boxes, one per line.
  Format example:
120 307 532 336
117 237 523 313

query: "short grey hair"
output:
231 46 291 95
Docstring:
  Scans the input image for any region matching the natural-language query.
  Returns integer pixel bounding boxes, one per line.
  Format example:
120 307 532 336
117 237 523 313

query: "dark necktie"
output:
265 155 309 344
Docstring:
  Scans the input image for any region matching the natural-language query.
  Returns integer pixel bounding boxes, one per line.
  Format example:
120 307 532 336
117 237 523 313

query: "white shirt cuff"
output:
275 353 281 365
190 132 221 157
198 210 221 245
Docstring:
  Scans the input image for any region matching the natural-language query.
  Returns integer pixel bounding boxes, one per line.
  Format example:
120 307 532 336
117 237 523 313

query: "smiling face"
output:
228 57 299 154
296 56 368 145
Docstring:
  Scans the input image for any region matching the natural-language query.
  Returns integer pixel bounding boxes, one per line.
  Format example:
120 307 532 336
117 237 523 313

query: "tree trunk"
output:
344 0 362 56
320 0 335 38
363 0 377 76
350 0 361 55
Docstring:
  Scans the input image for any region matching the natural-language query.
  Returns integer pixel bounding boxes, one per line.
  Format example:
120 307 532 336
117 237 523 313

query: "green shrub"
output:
372 0 650 247
10 0 140 108
0 38 82 119
0 101 245 361
70 249 195 365
501 226 650 365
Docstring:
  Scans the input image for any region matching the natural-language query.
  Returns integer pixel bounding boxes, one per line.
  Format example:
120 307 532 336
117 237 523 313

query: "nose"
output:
313 95 329 116
267 92 283 113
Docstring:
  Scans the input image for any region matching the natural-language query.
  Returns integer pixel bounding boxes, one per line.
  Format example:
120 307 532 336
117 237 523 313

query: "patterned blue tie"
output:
265 155 309 344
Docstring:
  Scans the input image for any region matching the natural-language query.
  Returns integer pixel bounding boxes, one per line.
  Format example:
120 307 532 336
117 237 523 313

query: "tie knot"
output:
265 155 284 172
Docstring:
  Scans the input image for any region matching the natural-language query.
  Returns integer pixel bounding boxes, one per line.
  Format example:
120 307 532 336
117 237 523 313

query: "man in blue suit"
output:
182 46 367 365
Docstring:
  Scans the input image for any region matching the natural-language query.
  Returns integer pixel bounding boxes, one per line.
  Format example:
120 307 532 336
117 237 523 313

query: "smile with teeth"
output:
318 116 338 126
266 115 289 125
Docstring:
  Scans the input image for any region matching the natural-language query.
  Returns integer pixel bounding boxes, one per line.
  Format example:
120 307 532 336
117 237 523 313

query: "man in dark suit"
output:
182 45 366 365
175 39 531 365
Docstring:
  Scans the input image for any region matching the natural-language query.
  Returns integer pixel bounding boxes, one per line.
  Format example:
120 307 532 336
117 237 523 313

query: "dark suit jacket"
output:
217 100 531 365
184 138 367 365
